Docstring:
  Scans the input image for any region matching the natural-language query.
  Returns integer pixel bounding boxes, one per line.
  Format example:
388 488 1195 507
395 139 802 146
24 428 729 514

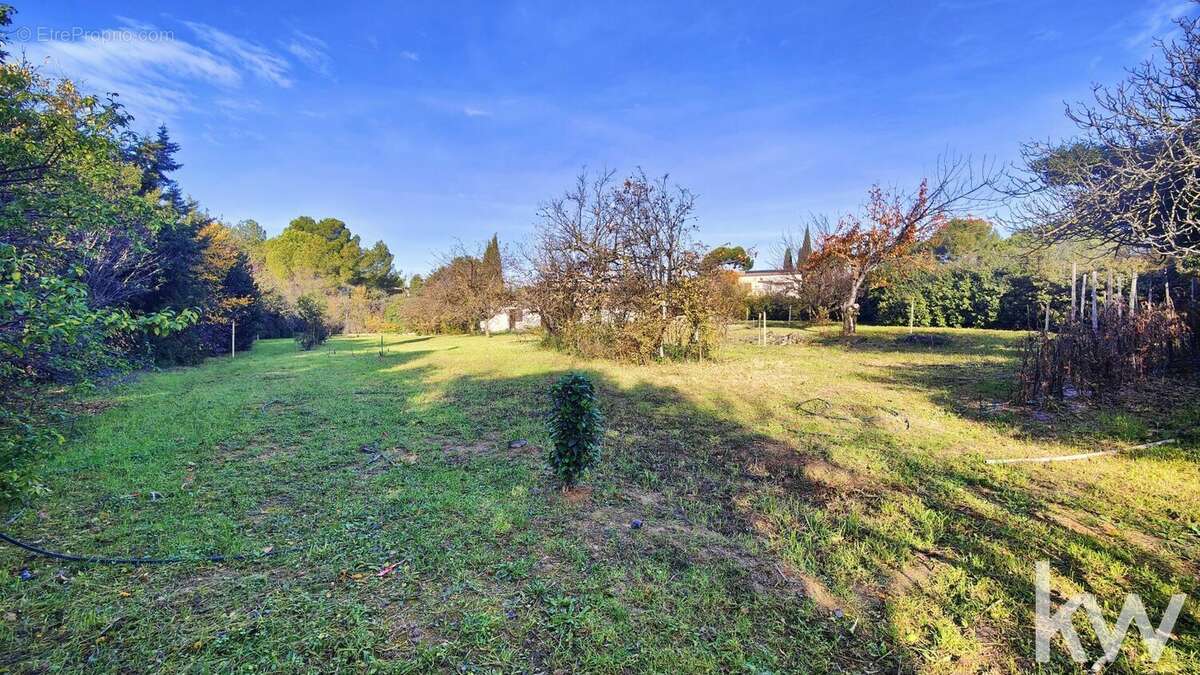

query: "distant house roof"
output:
740 269 791 276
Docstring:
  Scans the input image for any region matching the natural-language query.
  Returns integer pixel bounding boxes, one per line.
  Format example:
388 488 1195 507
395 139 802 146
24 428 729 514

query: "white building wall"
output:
479 308 542 333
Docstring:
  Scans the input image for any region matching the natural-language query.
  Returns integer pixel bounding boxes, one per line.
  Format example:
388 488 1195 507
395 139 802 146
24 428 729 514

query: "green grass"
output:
2 326 1198 673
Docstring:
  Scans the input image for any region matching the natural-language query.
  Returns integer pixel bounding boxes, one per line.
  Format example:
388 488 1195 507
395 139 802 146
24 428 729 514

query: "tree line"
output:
0 5 415 494
6 4 1200 493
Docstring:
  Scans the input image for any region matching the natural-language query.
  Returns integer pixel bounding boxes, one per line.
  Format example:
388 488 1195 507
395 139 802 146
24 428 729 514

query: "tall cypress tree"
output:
478 234 506 334
782 248 794 272
798 226 814 262
483 233 502 283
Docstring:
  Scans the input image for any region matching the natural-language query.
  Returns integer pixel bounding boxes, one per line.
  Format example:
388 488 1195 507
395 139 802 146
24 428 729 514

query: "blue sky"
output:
11 1 1196 274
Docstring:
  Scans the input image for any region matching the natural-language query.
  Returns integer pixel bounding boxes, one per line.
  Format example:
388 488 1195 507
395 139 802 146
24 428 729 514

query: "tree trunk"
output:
841 303 857 334
841 279 864 335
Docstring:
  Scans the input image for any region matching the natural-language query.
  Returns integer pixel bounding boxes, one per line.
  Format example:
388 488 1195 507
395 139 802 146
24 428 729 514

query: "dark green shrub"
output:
295 293 330 350
546 373 604 488
864 268 1007 328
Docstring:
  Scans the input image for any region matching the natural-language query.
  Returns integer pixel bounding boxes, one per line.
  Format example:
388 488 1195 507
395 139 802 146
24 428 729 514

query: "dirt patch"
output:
802 459 867 492
1043 505 1105 540
575 491 846 609
251 444 292 462
440 439 542 466
740 442 809 482
1112 524 1170 554
885 552 941 598
774 564 843 613
441 441 496 465
560 485 593 506
381 618 442 655
246 494 296 526
1042 504 1187 573
260 372 295 381
72 399 117 416
626 489 661 508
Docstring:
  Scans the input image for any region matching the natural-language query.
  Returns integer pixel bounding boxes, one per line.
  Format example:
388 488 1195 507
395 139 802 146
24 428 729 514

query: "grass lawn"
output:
2 326 1198 673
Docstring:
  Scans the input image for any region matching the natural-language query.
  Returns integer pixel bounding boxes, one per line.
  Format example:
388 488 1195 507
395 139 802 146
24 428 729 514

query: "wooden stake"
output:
1106 269 1113 308
231 320 236 359
1080 272 1087 322
1116 275 1123 319
1091 270 1099 331
1130 275 1138 316
1043 301 1050 334
1070 262 1077 322
659 303 666 359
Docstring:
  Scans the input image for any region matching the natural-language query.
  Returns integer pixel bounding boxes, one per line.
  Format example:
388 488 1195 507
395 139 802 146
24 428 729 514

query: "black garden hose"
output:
0 531 293 565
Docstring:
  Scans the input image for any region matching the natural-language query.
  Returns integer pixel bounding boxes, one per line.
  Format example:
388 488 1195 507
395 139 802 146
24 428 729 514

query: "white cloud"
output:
24 31 241 121
286 29 332 75
400 50 420 62
22 18 311 125
463 106 491 117
185 21 293 87
114 15 158 31
1030 27 1061 42
1125 1 1193 49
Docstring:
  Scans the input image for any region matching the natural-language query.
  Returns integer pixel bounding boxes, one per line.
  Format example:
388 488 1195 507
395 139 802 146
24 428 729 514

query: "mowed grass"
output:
1 326 1198 673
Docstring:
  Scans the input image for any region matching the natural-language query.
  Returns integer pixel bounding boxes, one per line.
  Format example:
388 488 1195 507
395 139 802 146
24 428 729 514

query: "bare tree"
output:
527 168 716 360
525 169 621 337
1007 13 1200 260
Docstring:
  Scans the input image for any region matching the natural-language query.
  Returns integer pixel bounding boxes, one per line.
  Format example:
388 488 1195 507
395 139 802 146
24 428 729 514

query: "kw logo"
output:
1036 561 1187 668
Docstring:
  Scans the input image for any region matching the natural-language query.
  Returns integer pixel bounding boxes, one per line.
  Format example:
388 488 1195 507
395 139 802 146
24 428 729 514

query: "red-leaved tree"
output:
806 157 993 334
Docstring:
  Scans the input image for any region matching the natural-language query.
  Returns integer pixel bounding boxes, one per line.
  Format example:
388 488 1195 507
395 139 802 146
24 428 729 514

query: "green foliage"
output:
927 218 1003 264
702 245 754 271
744 292 797 321
263 215 398 291
797 226 813 262
546 373 604 487
294 293 330 350
483 234 502 279
401 238 506 336
0 243 198 497
859 220 1093 331
869 268 1005 328
0 42 241 497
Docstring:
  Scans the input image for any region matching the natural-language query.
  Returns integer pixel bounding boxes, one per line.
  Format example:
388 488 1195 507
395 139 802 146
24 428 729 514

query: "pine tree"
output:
130 124 186 214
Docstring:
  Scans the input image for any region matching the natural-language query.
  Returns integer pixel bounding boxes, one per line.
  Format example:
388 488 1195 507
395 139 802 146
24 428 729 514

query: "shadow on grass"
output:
427 361 1199 671
4 335 1197 672
812 326 1027 359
